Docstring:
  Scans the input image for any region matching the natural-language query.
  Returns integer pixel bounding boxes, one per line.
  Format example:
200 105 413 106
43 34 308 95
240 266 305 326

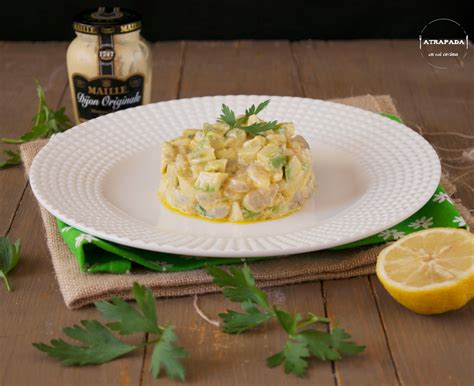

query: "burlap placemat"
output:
21 95 474 309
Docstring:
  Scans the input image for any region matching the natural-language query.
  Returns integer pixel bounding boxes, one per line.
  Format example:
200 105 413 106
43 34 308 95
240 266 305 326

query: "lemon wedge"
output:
376 228 474 314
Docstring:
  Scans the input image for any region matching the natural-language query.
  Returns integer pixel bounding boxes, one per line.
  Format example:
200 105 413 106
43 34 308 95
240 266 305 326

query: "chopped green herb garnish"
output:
244 121 280 135
218 100 278 135
218 104 237 128
245 100 270 116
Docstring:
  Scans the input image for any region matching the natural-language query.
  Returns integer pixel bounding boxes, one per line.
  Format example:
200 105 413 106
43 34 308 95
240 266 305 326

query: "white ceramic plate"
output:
30 96 440 257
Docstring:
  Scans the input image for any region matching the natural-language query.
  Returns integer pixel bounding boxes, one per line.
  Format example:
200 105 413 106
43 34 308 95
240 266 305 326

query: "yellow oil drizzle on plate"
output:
158 193 295 224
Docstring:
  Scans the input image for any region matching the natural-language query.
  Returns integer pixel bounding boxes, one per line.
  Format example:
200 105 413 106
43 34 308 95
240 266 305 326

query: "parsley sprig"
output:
0 237 21 292
0 81 72 168
245 99 270 116
33 283 188 381
207 264 365 377
218 99 280 134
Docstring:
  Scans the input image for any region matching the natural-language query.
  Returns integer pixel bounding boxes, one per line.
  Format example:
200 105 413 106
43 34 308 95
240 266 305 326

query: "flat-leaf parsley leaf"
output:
0 237 21 292
33 282 188 381
33 320 136 365
218 100 278 135
0 150 21 169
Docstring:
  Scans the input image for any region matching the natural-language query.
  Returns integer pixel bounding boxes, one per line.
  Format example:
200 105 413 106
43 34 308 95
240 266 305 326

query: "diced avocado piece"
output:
207 130 227 149
190 129 215 152
238 148 259 164
210 122 229 136
257 144 285 171
188 147 216 165
204 159 227 172
238 136 267 163
285 155 302 182
243 135 266 149
194 172 228 192
242 208 260 219
196 204 207 216
270 154 287 169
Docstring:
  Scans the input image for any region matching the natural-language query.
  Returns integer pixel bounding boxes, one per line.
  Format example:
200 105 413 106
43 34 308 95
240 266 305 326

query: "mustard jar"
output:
67 7 152 124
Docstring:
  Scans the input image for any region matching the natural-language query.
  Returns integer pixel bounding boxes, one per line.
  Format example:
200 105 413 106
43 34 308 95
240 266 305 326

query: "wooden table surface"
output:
0 40 473 386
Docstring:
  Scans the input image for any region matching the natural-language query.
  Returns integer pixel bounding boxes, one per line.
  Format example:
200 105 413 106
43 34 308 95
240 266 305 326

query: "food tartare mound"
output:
159 100 316 222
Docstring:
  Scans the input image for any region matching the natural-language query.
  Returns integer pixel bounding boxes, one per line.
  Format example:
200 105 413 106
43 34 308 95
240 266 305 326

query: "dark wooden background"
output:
2 0 473 41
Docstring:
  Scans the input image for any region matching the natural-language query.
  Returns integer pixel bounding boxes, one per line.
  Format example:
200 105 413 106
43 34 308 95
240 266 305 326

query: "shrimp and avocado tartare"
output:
159 100 315 222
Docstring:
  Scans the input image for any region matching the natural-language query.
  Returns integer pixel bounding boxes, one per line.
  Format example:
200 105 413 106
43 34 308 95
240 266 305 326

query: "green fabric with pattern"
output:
56 113 469 273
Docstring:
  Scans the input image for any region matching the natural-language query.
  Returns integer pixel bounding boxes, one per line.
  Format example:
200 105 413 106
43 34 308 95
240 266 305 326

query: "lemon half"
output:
376 228 474 314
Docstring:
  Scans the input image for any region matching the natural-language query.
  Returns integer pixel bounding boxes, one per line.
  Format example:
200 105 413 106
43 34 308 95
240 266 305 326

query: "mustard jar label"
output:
72 74 144 121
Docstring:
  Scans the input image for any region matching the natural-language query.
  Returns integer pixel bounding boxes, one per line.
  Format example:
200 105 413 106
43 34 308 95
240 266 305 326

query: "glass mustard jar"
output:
67 7 152 124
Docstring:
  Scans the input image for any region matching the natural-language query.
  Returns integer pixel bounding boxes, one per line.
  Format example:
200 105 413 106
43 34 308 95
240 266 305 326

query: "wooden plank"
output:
0 42 69 235
323 278 399 385
141 40 333 386
142 283 334 386
179 40 302 97
151 41 185 102
0 41 184 386
371 278 474 386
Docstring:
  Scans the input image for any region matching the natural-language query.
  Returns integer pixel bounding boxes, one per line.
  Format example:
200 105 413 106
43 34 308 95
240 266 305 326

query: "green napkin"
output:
56 114 469 274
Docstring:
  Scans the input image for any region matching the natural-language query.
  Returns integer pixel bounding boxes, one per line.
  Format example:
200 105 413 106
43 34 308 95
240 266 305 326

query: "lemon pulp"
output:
376 228 473 314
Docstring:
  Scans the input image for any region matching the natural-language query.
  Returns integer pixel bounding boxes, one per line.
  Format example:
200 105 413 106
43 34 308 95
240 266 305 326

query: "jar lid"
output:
73 7 142 35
